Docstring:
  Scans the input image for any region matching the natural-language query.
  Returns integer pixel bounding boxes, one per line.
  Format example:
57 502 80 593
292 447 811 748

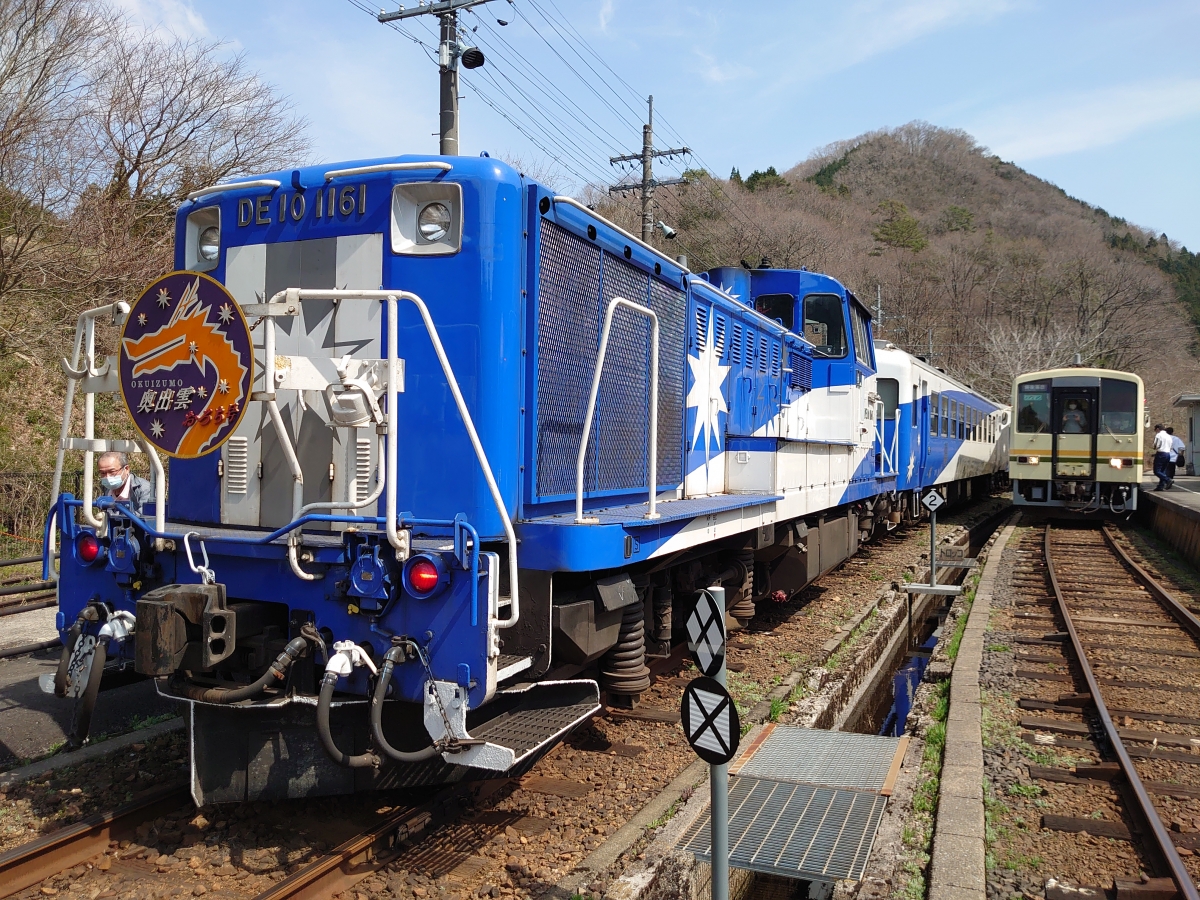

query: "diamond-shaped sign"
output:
921 490 945 513
680 676 740 765
686 589 725 678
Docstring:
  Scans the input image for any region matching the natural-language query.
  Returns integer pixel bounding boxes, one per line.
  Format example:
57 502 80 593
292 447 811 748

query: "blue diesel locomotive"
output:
44 155 1008 803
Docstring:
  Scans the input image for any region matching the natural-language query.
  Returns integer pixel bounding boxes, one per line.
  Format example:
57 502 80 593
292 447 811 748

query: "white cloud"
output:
693 49 754 85
837 0 1018 68
598 0 615 33
111 0 210 37
975 79 1200 160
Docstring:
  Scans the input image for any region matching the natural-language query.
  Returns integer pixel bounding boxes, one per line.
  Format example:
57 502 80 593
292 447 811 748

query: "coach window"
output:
756 294 795 332
930 392 940 435
803 294 846 358
878 378 899 417
1099 378 1137 434
941 396 949 437
950 399 958 439
1017 382 1050 433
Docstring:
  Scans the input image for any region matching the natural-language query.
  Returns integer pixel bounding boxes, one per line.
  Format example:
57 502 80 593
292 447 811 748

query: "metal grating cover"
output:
680 775 887 882
734 727 904 792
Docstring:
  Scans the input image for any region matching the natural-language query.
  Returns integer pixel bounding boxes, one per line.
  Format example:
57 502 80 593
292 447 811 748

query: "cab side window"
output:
755 294 795 332
803 294 847 358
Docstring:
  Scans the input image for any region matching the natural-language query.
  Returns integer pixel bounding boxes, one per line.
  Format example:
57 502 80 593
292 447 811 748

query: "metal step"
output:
462 679 599 770
496 654 532 682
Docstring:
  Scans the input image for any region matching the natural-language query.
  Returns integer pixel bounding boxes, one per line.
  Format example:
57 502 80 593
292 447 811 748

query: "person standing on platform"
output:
1153 424 1174 490
1169 427 1186 482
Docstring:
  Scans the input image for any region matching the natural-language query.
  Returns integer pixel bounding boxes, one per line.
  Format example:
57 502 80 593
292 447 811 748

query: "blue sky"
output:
120 0 1200 249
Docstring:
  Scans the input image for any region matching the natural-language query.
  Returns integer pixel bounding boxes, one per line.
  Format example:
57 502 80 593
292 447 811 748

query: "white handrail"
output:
186 179 282 201
266 288 521 629
324 161 452 181
574 297 660 524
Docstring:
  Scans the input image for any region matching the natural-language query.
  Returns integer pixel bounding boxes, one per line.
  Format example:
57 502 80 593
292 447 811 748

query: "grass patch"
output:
769 697 786 722
1007 783 1041 798
986 643 1010 653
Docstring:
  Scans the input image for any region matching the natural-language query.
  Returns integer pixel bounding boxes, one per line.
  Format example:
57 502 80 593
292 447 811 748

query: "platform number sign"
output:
681 676 741 766
686 589 725 678
921 490 945 513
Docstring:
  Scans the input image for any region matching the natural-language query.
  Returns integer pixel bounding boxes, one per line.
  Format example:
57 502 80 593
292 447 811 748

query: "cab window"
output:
755 294 794 332
851 305 872 367
803 294 846 358
1017 382 1050 434
1100 378 1137 435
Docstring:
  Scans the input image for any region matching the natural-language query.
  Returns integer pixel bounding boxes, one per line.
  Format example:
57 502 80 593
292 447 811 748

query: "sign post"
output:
900 490 959 647
681 586 738 900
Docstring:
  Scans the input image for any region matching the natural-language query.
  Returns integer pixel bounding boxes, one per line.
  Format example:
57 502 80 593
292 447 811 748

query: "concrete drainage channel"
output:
572 508 1013 900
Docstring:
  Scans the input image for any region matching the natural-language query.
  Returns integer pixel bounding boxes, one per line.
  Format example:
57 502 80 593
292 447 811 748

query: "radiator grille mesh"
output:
535 220 683 499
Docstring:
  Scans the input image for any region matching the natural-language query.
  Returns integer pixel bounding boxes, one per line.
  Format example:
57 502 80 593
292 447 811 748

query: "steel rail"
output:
0 579 54 598
1043 523 1199 899
0 594 56 617
252 778 511 900
1102 523 1200 643
0 783 189 899
0 554 55 569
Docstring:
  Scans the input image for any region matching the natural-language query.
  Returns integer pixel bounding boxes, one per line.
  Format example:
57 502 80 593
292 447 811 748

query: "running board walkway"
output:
679 725 907 884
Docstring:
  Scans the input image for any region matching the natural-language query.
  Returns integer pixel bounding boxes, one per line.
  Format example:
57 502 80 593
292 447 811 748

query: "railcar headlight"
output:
1019 455 1039 465
198 225 220 261
417 202 451 242
1109 457 1123 469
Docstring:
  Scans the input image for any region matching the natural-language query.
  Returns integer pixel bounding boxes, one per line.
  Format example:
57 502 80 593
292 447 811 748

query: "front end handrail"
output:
574 296 660 524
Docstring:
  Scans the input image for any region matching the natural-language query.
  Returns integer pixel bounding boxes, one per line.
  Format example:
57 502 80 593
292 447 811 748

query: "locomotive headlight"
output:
1022 455 1039 465
417 202 451 242
198 225 220 261
1109 457 1123 469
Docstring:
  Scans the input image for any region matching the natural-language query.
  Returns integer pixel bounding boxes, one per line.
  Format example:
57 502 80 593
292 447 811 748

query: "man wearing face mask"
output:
96 451 153 512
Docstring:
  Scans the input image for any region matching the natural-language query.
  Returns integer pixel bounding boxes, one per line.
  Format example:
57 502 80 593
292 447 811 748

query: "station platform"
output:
1138 474 1200 570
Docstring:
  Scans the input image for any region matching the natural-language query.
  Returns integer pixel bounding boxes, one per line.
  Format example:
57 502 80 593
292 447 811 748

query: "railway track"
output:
1010 521 1200 897
0 503 1004 900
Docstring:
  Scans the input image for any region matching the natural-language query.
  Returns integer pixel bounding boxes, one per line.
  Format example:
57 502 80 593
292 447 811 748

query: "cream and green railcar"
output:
1010 368 1144 512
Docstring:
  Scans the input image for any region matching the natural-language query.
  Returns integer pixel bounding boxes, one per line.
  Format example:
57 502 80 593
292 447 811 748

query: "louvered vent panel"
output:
731 324 743 365
714 315 726 356
695 306 708 348
770 341 781 377
355 436 373 501
225 437 248 495
758 335 769 372
788 351 813 391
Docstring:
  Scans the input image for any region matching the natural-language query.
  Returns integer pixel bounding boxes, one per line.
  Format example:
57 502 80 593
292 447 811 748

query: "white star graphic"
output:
156 288 171 308
907 453 916 480
217 379 229 394
717 283 742 303
189 341 197 355
197 385 208 398
137 313 147 326
218 303 234 324
150 419 165 438
686 315 731 452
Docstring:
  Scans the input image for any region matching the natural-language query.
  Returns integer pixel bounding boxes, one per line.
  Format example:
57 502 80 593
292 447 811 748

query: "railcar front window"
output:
803 294 847 358
1060 399 1090 433
1017 383 1050 433
1100 378 1137 435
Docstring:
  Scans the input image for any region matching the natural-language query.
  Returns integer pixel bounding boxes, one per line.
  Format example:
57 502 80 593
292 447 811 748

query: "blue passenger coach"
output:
44 155 1006 803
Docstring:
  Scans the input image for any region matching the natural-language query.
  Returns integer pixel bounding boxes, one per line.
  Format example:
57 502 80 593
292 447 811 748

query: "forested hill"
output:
600 122 1200 419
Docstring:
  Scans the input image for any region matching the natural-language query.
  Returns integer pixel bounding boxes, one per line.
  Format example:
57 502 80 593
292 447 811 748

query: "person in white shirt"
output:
1152 425 1174 490
1168 427 1186 480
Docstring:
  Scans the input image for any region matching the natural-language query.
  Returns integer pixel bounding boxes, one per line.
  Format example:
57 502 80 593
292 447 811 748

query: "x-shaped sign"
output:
686 589 725 678
680 676 740 765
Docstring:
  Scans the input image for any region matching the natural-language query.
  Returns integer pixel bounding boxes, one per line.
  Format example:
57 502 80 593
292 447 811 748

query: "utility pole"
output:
378 0 493 155
874 284 883 331
609 96 690 243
